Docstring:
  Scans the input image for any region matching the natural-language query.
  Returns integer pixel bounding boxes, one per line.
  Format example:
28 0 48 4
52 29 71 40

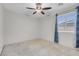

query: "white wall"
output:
3 9 56 45
4 10 38 45
39 15 56 42
0 5 3 54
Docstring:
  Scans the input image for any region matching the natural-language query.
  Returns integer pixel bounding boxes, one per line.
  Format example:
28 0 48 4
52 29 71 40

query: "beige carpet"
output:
1 39 79 56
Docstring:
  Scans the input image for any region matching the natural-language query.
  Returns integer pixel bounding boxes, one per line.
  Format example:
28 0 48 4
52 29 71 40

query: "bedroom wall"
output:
3 9 56 45
39 15 56 42
0 5 3 54
4 9 39 45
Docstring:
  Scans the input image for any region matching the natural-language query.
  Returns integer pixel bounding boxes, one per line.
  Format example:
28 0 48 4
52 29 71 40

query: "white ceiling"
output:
1 3 79 17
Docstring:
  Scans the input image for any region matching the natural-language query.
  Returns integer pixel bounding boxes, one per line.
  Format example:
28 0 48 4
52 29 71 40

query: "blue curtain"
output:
54 14 59 43
76 6 79 48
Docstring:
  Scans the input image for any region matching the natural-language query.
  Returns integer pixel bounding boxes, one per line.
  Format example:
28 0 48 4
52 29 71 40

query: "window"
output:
57 11 77 32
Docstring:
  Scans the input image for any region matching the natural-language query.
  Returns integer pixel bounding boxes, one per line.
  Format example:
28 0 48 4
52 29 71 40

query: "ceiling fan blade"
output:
42 7 52 10
33 11 37 14
26 7 35 10
41 11 45 15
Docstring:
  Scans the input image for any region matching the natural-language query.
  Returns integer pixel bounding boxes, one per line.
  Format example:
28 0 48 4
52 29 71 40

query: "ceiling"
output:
1 3 79 17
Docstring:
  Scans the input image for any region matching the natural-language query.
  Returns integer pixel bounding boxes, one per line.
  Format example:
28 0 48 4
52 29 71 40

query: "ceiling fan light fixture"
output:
36 10 41 12
26 3 52 15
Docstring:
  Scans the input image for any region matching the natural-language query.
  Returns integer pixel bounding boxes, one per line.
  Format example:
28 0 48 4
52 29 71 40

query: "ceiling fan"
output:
26 3 52 15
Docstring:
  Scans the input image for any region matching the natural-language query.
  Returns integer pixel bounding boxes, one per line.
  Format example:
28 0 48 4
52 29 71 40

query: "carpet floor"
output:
1 39 79 56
